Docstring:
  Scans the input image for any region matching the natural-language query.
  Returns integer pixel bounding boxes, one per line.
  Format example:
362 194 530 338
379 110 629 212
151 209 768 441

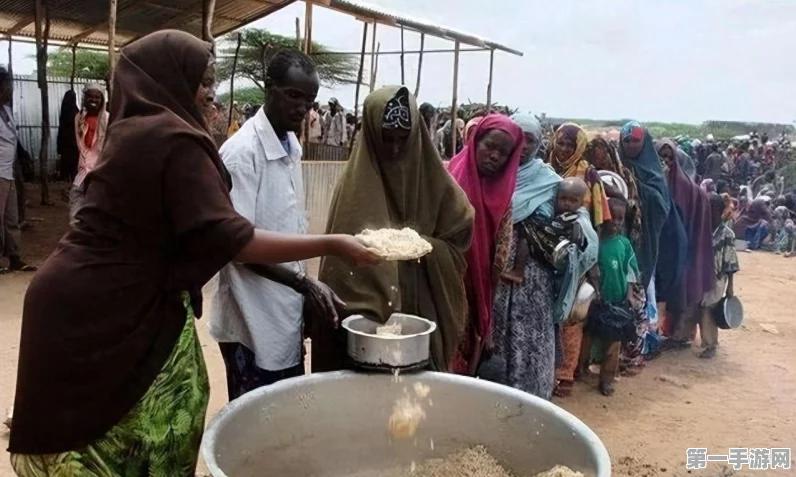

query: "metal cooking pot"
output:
202 371 611 477
569 282 596 323
342 314 436 371
713 295 744 330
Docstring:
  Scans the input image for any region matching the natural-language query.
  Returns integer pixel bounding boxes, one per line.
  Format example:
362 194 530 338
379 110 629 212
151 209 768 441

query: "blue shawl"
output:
512 159 562 223
553 207 600 323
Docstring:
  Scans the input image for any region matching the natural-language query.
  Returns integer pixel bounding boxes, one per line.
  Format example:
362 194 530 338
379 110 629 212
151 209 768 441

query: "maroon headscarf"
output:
447 114 524 373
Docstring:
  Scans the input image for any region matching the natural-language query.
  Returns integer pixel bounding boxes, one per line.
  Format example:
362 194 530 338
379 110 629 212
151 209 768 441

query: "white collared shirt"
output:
0 105 18 180
210 107 307 371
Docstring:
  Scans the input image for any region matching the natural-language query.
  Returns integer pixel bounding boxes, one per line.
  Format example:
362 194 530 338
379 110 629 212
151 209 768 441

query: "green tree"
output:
216 86 265 107
216 29 357 94
46 49 109 81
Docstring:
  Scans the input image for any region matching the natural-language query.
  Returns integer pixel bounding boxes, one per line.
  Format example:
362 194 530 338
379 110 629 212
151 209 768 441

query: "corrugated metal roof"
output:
1 0 521 56
0 0 296 46
320 0 523 56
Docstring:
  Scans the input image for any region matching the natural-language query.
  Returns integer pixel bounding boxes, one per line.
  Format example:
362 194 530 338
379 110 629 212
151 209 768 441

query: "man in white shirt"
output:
0 66 35 274
322 97 347 146
307 101 322 142
211 50 343 401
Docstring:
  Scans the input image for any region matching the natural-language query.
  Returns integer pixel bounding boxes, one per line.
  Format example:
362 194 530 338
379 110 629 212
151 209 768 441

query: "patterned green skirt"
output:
10 294 210 477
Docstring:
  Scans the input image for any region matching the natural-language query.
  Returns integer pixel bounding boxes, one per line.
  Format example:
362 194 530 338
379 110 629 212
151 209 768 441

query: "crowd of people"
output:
2 29 794 476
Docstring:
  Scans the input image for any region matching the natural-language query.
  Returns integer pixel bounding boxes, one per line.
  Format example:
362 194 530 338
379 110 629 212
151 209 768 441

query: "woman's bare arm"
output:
235 230 380 266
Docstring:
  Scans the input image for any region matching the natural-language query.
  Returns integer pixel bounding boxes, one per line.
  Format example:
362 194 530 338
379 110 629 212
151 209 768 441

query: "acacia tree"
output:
216 87 265 107
47 49 109 81
216 29 357 94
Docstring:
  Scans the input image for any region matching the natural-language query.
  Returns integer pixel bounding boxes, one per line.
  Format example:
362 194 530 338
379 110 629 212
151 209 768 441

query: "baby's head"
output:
556 177 588 214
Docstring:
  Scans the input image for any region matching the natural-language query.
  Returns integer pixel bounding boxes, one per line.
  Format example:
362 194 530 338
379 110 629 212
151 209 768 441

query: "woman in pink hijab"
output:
448 114 525 375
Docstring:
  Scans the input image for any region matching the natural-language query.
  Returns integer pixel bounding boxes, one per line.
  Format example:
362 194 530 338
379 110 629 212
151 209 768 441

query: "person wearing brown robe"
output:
311 86 474 372
8 30 377 476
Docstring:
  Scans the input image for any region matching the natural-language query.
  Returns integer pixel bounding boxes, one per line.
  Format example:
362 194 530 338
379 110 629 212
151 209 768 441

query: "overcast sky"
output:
5 0 796 124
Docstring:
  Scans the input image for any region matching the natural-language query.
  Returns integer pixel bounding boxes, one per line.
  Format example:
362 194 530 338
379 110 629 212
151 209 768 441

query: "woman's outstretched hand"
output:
331 235 382 267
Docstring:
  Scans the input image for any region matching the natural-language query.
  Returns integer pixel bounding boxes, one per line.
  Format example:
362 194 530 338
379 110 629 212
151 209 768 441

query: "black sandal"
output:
599 381 615 396
699 347 717 359
9 262 37 272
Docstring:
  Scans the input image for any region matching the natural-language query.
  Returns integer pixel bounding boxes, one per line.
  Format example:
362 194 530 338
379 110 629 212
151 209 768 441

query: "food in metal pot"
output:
376 323 403 336
347 446 585 477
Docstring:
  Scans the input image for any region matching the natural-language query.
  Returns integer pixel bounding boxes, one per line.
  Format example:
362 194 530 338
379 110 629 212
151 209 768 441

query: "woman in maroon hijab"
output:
447 114 524 375
8 30 377 475
656 139 716 342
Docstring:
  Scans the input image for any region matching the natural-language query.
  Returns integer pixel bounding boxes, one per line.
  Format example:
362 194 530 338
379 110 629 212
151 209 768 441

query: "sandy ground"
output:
1 183 795 476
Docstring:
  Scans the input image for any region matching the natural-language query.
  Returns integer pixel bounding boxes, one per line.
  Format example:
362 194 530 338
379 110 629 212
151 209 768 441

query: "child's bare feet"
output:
500 269 524 284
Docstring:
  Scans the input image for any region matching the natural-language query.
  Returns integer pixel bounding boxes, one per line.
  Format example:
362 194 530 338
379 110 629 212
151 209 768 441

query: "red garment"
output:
447 114 524 374
83 115 98 149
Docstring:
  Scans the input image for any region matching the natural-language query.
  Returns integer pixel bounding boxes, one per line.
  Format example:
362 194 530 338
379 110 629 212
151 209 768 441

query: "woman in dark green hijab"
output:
311 86 474 372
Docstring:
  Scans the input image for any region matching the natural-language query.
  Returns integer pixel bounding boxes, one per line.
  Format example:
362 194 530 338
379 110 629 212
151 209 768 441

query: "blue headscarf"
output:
511 113 562 223
619 121 672 288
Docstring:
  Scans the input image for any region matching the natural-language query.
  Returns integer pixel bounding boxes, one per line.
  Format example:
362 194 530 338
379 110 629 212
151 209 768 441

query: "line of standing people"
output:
5 30 740 476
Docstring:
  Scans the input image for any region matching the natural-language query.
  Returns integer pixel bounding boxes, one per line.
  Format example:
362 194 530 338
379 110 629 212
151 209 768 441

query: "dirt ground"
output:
1 183 794 476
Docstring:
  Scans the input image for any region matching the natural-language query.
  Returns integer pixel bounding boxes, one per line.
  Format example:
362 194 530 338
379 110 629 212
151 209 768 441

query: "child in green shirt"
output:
584 198 639 396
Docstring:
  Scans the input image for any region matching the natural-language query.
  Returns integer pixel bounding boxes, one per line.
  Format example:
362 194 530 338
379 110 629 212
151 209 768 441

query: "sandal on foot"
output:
599 381 615 396
699 347 717 359
9 262 37 272
553 380 574 398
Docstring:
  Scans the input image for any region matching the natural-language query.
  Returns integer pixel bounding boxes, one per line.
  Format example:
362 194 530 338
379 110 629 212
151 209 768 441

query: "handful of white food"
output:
355 227 432 261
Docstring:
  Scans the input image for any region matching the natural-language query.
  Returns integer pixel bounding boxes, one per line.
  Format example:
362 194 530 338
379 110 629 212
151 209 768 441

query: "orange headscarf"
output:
549 123 610 227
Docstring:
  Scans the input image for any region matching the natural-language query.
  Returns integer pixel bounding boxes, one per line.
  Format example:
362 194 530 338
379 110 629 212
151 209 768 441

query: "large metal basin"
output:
202 371 611 477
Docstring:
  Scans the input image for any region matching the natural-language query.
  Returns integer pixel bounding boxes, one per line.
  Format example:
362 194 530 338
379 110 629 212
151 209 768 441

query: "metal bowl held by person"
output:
202 371 611 477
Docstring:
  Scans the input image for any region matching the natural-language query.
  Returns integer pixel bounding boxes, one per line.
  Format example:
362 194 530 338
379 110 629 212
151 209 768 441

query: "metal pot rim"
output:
342 314 437 339
200 371 612 477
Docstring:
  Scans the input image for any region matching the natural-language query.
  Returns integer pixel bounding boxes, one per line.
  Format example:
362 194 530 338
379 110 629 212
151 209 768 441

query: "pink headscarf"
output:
464 116 483 143
447 114 524 373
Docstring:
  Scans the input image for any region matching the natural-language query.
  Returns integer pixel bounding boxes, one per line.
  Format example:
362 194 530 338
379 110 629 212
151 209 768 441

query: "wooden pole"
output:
6 36 11 108
368 22 377 92
450 40 460 157
107 0 117 97
304 1 313 52
371 42 380 90
69 43 76 90
295 18 301 48
226 33 242 134
350 21 368 150
202 0 217 46
399 26 405 85
34 0 52 205
486 49 494 113
305 47 489 56
302 1 313 146
414 33 424 98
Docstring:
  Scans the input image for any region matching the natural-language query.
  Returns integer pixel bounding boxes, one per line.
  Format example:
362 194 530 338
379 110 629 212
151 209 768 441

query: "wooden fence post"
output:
34 0 52 205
